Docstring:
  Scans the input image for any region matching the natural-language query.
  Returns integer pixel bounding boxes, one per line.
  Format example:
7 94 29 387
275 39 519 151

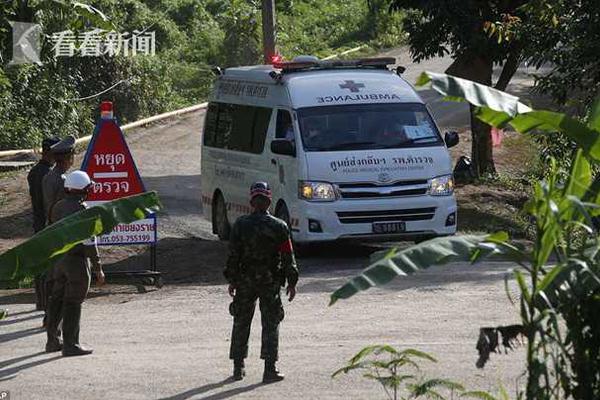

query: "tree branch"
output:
495 45 523 91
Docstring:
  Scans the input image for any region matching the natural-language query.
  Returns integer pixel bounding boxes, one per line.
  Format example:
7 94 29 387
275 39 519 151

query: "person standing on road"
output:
27 136 60 313
225 181 299 383
40 135 75 327
45 170 105 356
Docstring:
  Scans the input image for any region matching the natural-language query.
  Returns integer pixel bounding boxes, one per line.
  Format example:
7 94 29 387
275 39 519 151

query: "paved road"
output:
0 48 527 399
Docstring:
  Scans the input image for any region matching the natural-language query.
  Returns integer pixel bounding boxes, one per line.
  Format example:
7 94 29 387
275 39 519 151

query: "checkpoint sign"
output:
81 102 157 245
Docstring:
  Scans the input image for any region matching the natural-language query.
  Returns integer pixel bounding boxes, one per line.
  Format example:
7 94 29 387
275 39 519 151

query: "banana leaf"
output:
416 72 600 162
329 234 499 305
0 191 162 284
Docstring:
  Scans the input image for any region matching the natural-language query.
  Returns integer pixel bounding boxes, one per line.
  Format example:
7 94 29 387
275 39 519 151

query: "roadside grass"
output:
455 130 538 240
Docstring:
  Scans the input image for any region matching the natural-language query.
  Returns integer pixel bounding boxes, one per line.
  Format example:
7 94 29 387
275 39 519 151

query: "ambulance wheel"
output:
213 194 231 241
275 202 290 226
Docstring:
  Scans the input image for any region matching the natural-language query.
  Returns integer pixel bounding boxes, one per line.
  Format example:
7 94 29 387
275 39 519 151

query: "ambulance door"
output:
269 108 299 228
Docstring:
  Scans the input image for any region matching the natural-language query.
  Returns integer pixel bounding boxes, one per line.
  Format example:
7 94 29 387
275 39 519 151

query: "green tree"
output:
389 0 529 177
525 0 600 117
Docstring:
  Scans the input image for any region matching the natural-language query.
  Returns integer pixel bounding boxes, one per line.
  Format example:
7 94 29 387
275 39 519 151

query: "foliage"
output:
416 72 600 163
0 0 402 150
331 73 600 399
0 191 162 285
524 0 600 116
333 345 508 400
388 0 532 176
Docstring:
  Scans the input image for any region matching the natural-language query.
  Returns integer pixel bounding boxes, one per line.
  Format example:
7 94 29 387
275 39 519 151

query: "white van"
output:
201 57 459 244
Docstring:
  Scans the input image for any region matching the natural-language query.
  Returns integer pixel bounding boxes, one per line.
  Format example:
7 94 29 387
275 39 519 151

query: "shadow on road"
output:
0 326 44 344
0 313 42 326
0 351 46 369
158 378 232 400
1 309 38 317
198 382 264 400
0 353 62 379
102 236 510 298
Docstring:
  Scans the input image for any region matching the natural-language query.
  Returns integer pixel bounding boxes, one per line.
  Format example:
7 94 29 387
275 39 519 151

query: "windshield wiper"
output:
321 141 376 151
380 137 439 148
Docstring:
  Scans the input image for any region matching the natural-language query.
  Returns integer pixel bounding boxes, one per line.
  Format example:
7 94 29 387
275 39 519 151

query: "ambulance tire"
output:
213 194 231 241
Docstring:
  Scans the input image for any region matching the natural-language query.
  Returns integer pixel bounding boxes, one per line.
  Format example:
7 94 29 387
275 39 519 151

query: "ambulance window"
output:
215 103 233 148
203 103 219 147
228 105 255 152
251 107 271 153
275 110 294 140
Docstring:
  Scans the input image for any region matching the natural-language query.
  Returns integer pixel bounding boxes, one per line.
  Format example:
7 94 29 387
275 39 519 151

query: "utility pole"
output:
261 0 276 64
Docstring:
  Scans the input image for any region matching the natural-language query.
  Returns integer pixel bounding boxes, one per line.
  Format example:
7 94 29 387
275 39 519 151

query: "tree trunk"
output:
446 53 496 176
495 46 522 91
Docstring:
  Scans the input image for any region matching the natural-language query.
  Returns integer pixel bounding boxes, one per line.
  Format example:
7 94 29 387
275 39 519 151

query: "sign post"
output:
81 101 162 289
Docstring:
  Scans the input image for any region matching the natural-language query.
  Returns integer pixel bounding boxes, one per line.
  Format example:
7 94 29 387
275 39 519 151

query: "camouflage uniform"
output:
224 210 299 362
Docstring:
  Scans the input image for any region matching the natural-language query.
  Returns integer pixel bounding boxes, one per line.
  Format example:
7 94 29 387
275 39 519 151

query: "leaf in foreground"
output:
329 234 492 305
0 191 162 284
416 71 600 162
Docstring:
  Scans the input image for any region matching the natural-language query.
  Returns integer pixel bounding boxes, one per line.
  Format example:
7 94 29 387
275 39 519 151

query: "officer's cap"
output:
50 135 76 155
42 136 60 151
250 181 272 200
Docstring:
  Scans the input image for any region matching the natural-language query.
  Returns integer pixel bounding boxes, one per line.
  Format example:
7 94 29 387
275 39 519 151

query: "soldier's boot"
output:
45 296 63 353
262 360 284 383
232 359 246 381
62 302 93 357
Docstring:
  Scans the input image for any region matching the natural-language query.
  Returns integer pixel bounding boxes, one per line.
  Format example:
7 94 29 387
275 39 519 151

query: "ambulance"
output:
201 56 459 244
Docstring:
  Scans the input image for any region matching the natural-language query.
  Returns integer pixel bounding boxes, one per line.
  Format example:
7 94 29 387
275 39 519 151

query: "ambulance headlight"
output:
299 181 338 201
429 175 454 196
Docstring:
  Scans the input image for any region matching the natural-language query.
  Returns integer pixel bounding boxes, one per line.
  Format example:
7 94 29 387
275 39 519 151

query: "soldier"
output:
224 181 299 383
45 170 105 356
27 136 59 312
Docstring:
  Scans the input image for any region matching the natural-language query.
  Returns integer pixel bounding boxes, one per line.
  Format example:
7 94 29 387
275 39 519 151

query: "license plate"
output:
372 222 406 234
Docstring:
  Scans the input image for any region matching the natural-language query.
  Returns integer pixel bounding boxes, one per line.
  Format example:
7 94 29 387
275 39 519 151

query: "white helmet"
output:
63 170 93 190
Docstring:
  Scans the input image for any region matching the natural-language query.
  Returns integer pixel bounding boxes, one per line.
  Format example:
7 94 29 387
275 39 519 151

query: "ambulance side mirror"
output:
444 131 459 148
271 139 296 157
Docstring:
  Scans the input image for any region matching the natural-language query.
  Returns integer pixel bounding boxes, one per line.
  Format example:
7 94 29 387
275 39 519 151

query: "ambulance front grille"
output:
337 180 429 199
337 207 437 224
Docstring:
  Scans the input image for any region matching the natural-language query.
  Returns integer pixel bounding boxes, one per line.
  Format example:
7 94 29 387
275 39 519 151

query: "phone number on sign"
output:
97 234 154 244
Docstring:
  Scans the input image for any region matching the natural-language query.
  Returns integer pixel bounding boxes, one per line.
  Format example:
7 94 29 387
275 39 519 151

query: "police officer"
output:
27 136 59 312
41 135 75 328
224 182 299 383
45 170 105 356
42 135 75 220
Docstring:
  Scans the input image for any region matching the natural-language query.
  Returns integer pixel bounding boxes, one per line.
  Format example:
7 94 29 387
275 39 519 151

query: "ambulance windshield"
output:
297 103 442 152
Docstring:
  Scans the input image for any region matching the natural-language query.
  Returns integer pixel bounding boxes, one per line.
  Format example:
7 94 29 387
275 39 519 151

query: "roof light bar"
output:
273 57 397 73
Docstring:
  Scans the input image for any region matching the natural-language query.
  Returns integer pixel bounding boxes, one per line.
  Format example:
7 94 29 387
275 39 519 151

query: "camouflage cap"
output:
250 181 272 199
